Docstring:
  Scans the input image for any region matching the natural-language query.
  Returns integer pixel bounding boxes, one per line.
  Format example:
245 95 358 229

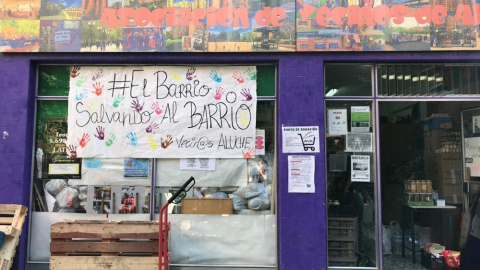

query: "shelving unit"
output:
327 217 358 267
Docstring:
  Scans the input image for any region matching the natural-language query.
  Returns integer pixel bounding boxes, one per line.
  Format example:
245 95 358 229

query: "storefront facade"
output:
1 52 479 270
2 2 480 270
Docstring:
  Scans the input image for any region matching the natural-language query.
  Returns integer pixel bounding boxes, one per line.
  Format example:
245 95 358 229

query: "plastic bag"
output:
229 194 248 210
193 187 204 198
205 192 228 199
442 250 460 269
55 187 79 208
45 179 67 196
383 224 392 255
200 187 218 195
247 187 270 211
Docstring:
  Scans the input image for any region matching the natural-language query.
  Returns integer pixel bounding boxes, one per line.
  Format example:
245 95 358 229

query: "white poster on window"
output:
179 158 216 171
67 66 257 158
351 106 370 133
288 155 315 193
351 155 370 182
282 126 320 153
464 137 480 177
346 133 373 152
328 109 347 135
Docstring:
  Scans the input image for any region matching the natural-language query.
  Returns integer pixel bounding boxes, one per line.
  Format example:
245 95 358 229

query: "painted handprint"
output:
232 72 244 84
88 100 98 112
126 132 138 146
67 145 77 158
147 136 158 150
171 71 182 81
70 66 81 78
241 88 253 101
105 134 116 146
244 67 257 80
213 87 224 100
75 89 88 101
242 147 255 158
78 133 90 148
112 95 125 108
239 111 250 126
161 135 173 149
131 98 144 113
146 122 159 133
75 75 87 87
92 82 104 96
209 70 222 82
186 68 196 80
151 101 164 115
91 69 104 81
94 126 105 140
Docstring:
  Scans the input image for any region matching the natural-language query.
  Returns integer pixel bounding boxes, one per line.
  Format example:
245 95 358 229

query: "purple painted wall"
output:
2 51 480 269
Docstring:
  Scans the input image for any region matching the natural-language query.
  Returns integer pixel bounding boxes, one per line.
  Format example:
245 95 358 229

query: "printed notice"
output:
346 133 373 152
464 137 480 177
282 126 320 153
328 109 348 135
180 158 216 171
288 155 315 193
48 163 80 175
351 155 370 182
351 106 370 133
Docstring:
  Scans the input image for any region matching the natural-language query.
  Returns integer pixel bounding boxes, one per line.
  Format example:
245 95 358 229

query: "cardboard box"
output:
181 198 233 214
423 117 453 131
437 180 463 204
425 153 463 181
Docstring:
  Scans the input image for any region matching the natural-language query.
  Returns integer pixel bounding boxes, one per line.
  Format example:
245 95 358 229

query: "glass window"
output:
377 64 480 96
325 64 373 97
325 100 377 268
30 65 277 267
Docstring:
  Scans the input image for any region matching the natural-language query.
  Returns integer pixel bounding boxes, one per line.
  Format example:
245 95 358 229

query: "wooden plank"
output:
50 241 159 254
51 222 159 233
0 205 21 213
0 227 19 238
51 222 159 239
50 256 158 270
0 236 20 265
0 218 13 226
50 231 159 239
0 258 11 270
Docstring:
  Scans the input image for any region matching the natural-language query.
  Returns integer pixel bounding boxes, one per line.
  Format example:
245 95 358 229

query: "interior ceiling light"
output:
389 75 395 80
428 76 435 81
420 75 427 80
412 77 419 82
326 89 338 97
436 77 443 82
404 75 411 80
397 75 404 80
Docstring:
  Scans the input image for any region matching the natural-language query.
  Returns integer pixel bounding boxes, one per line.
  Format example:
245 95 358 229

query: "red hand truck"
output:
159 176 195 270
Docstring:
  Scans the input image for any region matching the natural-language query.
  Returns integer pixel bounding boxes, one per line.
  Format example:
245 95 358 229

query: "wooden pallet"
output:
0 204 28 270
50 220 160 270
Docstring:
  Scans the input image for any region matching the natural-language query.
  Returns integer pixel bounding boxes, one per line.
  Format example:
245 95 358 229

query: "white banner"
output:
67 66 257 158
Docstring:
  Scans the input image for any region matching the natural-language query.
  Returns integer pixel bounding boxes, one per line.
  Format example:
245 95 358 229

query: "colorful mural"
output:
0 0 479 52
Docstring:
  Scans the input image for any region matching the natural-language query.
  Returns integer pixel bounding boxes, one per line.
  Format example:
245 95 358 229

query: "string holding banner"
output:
67 66 257 159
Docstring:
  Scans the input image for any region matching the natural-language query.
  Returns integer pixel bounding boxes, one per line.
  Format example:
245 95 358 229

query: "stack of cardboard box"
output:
423 117 463 204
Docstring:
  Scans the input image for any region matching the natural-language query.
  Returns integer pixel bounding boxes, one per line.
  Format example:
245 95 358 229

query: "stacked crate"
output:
327 217 358 267
50 220 159 270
